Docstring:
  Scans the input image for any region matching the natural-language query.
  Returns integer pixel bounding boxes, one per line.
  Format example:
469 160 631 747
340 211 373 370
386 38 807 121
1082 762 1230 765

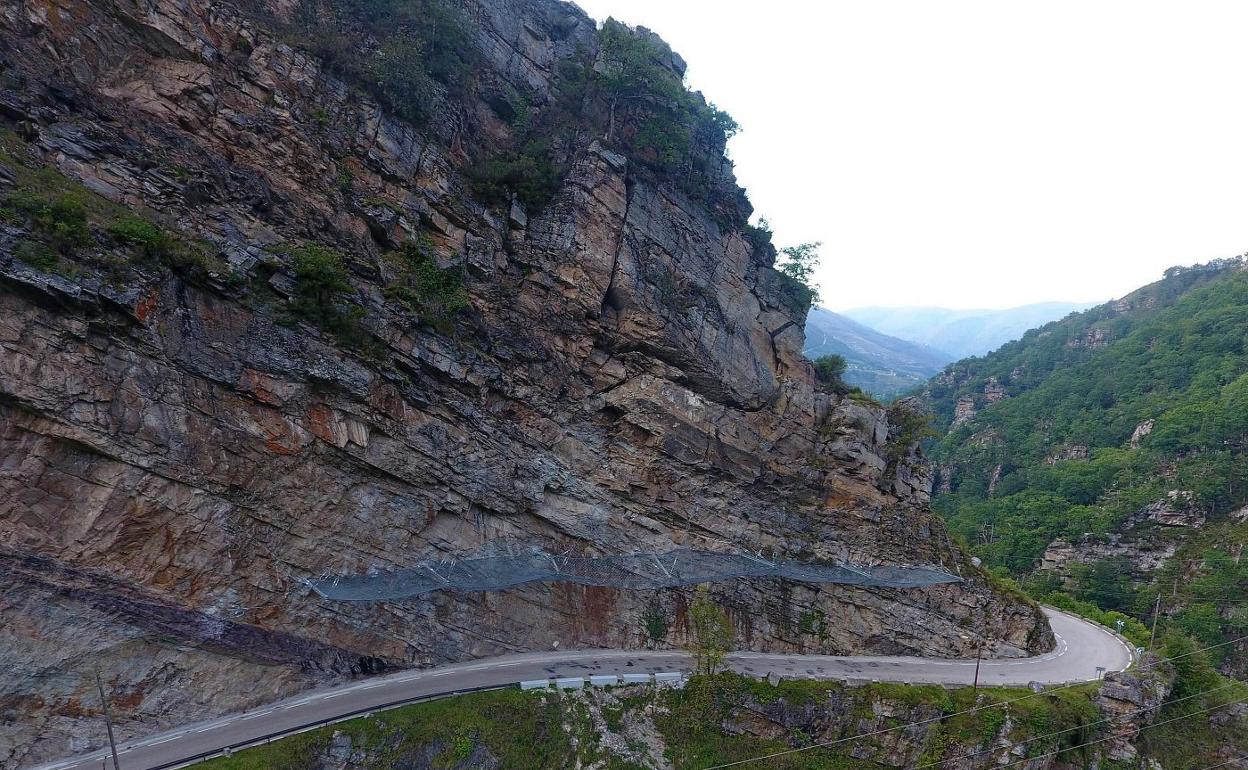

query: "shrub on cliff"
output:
464 140 562 214
885 399 937 469
383 236 468 332
289 0 476 126
6 189 91 256
812 354 851 395
776 241 822 306
742 218 775 255
283 244 372 349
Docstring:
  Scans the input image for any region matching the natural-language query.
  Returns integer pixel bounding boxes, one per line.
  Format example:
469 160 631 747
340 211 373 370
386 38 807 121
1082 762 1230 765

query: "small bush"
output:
642 605 668 641
464 140 561 214
335 167 354 194
109 215 171 259
282 244 374 349
742 218 774 254
383 236 468 331
7 190 92 255
14 239 59 271
812 354 851 395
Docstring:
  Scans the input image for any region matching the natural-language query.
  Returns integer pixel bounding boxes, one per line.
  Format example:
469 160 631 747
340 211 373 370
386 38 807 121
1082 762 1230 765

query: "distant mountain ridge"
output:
803 307 952 399
845 302 1093 359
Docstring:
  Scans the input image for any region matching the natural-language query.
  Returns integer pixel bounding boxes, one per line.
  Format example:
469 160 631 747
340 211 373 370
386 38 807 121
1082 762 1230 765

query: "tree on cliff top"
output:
688 585 733 676
777 241 822 306
813 354 850 395
595 20 739 174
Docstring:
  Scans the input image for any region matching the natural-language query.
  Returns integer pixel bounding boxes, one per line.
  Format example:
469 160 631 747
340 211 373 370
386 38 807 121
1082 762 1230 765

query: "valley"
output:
0 0 1243 769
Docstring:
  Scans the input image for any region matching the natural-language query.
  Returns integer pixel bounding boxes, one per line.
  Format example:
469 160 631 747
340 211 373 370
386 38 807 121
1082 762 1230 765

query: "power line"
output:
1189 755 1248 770
976 695 1248 770
1058 586 1248 603
914 681 1241 770
699 632 1248 770
705 690 1248 770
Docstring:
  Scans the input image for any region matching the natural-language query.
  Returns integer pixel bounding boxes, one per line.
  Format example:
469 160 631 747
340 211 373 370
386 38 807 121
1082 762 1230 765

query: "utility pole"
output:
1148 594 1163 655
94 669 121 770
972 641 983 692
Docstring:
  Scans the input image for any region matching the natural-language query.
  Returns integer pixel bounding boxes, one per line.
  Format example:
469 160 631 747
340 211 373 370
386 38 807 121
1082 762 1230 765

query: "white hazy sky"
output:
569 0 1248 310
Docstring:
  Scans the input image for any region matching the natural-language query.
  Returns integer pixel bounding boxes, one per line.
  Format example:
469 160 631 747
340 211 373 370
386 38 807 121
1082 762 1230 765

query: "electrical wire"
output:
914 681 1241 770
698 632 1248 770
704 692 1248 770
1189 755 1248 770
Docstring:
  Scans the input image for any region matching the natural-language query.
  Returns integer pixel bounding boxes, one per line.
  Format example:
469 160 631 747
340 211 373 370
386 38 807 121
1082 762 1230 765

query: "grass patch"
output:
0 129 226 280
197 689 596 770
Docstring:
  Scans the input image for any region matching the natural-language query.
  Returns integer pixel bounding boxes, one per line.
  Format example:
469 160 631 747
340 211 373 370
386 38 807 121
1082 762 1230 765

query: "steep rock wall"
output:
0 0 1049 763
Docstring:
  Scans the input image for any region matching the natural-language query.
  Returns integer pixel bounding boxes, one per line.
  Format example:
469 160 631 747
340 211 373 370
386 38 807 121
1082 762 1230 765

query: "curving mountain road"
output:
31 608 1133 770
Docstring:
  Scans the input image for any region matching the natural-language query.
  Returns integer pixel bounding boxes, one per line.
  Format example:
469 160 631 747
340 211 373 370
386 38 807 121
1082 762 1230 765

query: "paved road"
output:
31 608 1133 770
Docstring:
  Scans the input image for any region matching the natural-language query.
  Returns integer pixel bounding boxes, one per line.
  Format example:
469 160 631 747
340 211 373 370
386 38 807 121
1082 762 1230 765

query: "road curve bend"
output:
30 608 1133 770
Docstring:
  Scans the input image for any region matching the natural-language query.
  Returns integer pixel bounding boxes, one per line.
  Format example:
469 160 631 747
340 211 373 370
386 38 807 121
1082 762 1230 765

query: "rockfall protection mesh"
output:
306 548 962 602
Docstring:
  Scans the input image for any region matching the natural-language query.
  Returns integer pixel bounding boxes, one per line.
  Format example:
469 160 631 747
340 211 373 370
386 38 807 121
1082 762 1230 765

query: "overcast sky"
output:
570 0 1248 310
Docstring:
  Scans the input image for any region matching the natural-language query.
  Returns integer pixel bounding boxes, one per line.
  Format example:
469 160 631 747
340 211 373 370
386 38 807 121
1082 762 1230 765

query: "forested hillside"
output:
927 257 1248 674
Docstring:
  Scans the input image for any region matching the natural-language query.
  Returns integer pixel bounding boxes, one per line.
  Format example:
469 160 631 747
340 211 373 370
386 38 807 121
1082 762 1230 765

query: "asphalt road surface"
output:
31 607 1133 770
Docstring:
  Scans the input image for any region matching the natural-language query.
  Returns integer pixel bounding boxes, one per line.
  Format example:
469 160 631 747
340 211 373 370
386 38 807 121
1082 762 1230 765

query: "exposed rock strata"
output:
1039 536 1179 584
0 0 1048 763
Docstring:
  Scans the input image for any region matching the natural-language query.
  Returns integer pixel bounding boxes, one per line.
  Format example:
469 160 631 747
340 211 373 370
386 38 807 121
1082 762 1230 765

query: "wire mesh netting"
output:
307 548 962 601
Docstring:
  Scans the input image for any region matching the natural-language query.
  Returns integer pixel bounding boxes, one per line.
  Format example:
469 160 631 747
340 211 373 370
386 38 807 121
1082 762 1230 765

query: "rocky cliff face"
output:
0 0 1048 763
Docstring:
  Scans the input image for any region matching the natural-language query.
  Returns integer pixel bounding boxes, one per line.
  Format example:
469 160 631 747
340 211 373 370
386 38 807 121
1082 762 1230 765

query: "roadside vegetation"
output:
191 673 1129 770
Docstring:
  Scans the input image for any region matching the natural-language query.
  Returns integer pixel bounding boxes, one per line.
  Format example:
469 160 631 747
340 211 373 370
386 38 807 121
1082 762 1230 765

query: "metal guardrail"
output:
146 671 691 769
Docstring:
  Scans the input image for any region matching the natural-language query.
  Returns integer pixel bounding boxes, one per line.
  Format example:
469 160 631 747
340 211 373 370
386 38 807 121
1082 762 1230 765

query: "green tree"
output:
597 20 684 141
812 354 850 394
776 242 822 305
688 585 733 676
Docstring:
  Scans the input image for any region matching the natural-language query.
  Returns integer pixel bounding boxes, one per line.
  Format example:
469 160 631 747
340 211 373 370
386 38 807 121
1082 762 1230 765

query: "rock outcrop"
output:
1125 491 1207 529
1039 535 1179 584
0 0 1048 763
1094 667 1170 762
